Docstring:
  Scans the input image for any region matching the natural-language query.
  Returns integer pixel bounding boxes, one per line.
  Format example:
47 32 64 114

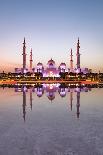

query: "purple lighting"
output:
15 38 92 75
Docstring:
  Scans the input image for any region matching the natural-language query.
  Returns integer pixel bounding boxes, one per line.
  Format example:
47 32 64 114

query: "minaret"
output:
30 48 33 72
76 38 80 69
70 48 73 71
76 91 80 118
22 38 26 72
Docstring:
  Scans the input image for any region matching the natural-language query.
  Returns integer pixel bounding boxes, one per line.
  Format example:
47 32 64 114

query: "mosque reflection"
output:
15 84 91 121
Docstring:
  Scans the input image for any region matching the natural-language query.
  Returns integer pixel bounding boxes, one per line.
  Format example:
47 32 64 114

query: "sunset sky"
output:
0 0 103 72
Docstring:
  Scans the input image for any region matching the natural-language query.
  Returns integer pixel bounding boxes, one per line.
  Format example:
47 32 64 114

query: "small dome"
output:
59 63 66 70
37 62 43 66
37 62 43 70
60 63 66 66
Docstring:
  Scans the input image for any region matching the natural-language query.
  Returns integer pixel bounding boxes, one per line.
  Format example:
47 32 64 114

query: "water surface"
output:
0 84 103 155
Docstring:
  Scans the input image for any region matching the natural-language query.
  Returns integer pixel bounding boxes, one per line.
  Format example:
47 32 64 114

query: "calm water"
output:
0 84 103 155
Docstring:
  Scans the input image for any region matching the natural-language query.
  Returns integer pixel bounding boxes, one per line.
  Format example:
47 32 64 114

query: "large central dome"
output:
43 58 60 77
47 58 55 68
47 58 55 65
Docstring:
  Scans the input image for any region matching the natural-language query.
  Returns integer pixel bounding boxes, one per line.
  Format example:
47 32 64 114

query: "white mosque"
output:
15 38 91 76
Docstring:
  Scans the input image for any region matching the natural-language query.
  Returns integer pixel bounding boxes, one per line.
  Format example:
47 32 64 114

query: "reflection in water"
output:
23 91 26 122
77 92 80 118
70 92 73 111
0 85 103 155
30 88 32 110
15 84 91 121
36 87 44 97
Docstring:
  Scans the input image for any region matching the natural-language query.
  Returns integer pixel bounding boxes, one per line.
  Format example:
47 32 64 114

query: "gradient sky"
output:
0 0 103 72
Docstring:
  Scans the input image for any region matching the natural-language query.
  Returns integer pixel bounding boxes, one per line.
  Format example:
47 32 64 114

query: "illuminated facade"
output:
15 38 91 75
43 59 60 77
15 84 92 121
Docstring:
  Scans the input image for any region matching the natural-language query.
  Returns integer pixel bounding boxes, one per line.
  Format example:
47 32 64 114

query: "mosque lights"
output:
15 38 90 76
15 84 92 121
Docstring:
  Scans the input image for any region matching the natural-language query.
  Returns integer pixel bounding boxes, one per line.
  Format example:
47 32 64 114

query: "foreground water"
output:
0 84 103 155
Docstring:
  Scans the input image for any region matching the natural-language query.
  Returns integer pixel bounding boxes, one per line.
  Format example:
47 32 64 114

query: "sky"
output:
0 0 103 72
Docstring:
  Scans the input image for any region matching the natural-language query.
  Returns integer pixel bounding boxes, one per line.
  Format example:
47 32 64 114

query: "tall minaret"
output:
76 38 80 69
30 48 33 72
22 38 26 72
70 48 73 71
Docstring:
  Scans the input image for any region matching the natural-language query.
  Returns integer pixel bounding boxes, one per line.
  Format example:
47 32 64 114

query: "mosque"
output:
15 38 90 76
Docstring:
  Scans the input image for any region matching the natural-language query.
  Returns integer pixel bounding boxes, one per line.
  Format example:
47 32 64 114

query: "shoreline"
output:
0 79 102 85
